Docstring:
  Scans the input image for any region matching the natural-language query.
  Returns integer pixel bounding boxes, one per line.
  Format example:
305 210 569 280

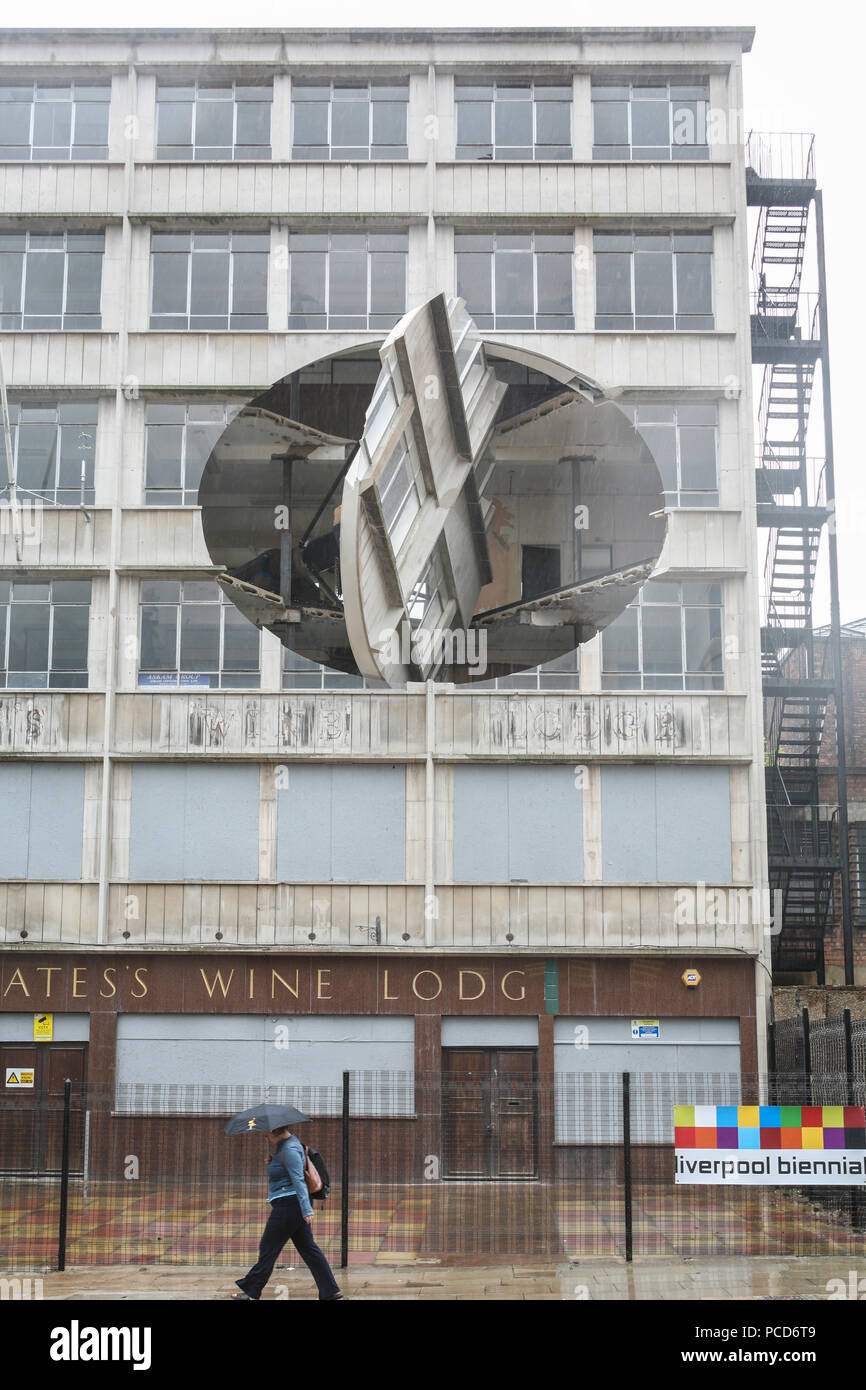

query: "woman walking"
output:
232 1124 343 1301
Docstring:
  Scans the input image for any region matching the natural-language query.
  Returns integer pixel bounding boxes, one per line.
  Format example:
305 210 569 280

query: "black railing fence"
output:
2 1067 865 1273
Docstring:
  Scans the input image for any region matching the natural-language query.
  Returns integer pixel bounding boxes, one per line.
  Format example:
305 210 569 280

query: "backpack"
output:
282 1137 331 1203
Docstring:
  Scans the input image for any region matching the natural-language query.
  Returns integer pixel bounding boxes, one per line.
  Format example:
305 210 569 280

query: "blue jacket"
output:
266 1135 313 1218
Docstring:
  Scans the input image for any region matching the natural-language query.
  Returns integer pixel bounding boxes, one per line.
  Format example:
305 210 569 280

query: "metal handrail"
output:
746 131 816 184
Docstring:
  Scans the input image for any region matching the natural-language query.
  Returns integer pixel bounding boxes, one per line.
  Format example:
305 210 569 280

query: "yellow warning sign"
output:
34 1012 52 1041
5 1068 35 1088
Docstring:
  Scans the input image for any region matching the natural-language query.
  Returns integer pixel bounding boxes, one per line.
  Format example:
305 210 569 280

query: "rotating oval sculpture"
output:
198 293 667 686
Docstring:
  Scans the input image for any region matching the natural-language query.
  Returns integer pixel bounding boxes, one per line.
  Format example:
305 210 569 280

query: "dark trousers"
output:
237 1195 340 1300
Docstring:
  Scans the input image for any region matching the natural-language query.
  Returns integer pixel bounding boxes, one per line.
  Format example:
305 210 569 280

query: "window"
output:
453 765 583 883
292 80 408 160
155 82 272 161
632 403 718 507
144 401 245 505
0 579 90 688
0 82 110 161
591 80 709 161
455 80 572 161
0 401 96 504
472 649 580 691
150 232 269 330
138 581 260 689
359 349 426 556
601 581 723 691
852 826 866 925
0 232 103 330
282 648 371 690
288 232 407 330
594 231 713 330
455 231 574 330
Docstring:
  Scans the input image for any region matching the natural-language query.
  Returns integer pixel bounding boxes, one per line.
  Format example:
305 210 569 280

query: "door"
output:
442 1048 538 1179
0 1042 87 1174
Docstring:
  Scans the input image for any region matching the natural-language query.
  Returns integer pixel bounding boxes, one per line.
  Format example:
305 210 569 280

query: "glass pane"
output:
51 604 89 670
642 606 682 675
185 422 221 492
635 423 677 492
146 423 183 490
634 250 674 316
536 102 570 147
158 100 193 146
190 250 230 317
602 608 639 672
631 99 669 148
371 102 406 146
65 251 102 315
456 101 491 146
329 248 367 317
679 426 717 490
593 101 628 146
595 252 631 314
370 251 405 315
17 422 57 491
140 605 177 671
536 253 572 315
9 603 49 671
231 252 268 315
195 98 233 148
180 602 220 671
236 102 270 147
676 253 712 315
73 100 109 148
672 100 706 148
152 251 188 315
331 100 368 148
685 605 722 674
290 251 326 316
0 103 32 147
495 100 532 148
292 101 328 147
33 101 71 148
495 248 533 318
222 605 260 671
0 246 23 315
23 250 64 316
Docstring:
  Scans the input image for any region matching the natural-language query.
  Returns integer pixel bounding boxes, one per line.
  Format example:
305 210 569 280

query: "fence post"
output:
767 1020 777 1106
622 1071 633 1263
802 1007 812 1106
340 1070 350 1270
843 1008 854 1105
57 1077 72 1272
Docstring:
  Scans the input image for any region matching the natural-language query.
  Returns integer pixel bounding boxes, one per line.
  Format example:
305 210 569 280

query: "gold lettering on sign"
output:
36 966 60 997
72 967 87 999
200 968 235 999
131 967 149 998
249 968 255 1000
3 968 30 998
316 969 331 1001
271 969 299 1000
458 970 486 1001
500 970 526 1001
100 967 117 999
382 969 397 1001
412 970 442 1001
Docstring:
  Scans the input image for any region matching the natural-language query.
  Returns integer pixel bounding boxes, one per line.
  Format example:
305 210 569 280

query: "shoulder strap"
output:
280 1136 306 1173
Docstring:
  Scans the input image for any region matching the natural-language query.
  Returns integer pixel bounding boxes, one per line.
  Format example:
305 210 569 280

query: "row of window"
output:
0 229 716 331
0 577 725 693
0 397 720 510
0 77 712 163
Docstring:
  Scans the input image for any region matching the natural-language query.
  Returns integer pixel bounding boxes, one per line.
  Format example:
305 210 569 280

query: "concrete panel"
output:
28 765 86 880
0 765 33 877
277 765 406 883
655 765 732 882
453 766 509 882
454 765 582 883
441 1016 539 1046
601 767 656 882
130 765 259 881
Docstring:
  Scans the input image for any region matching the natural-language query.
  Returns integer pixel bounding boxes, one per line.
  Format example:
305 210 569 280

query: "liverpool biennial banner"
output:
674 1105 866 1184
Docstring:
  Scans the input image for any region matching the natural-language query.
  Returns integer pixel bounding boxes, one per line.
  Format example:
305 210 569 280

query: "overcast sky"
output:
10 0 863 623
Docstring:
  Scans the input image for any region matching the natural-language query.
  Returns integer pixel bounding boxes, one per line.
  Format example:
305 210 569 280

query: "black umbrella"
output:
225 1103 310 1135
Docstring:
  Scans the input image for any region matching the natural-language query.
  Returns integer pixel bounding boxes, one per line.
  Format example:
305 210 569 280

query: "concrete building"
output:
0 26 770 1178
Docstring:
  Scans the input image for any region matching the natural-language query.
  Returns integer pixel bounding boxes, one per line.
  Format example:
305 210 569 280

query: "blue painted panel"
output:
28 764 84 878
129 765 185 880
601 766 656 881
654 765 731 882
277 765 405 881
276 765 332 882
507 765 582 882
0 764 33 877
130 764 259 880
453 765 509 882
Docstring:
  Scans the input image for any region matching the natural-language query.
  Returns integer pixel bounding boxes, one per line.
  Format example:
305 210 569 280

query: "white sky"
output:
10 0 864 623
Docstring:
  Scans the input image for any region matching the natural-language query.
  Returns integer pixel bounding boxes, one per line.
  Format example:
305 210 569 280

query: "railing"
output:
746 131 816 185
767 804 839 861
751 291 821 342
755 449 826 509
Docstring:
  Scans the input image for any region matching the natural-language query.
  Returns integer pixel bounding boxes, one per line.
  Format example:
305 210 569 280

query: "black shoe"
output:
231 1289 258 1300
319 1291 344 1300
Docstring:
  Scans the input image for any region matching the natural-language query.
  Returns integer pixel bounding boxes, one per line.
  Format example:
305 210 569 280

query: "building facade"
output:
0 26 768 1176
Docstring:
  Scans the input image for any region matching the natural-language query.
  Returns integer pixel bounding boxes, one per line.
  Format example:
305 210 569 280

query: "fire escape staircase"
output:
748 134 838 975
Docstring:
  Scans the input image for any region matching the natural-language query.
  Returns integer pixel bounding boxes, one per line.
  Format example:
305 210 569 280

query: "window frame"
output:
600 581 724 692
0 578 91 689
454 78 573 162
0 399 97 505
0 80 111 161
590 78 710 162
454 230 575 331
631 401 719 508
137 580 261 690
593 230 714 331
287 231 408 331
149 230 270 331
291 79 409 161
143 399 246 505
154 80 273 162
0 231 104 331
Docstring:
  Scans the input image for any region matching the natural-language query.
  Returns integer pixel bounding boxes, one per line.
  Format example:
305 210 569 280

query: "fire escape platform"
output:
745 174 816 207
756 503 832 528
762 677 834 699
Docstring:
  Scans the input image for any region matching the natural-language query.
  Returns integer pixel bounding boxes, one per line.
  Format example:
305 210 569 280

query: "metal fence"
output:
1 1070 864 1273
